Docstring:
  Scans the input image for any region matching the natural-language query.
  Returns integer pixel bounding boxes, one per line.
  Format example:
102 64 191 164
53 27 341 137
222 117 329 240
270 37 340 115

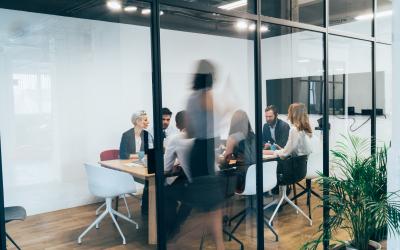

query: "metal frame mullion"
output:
372 0 377 154
260 15 326 33
323 0 330 249
149 1 167 250
254 0 264 249
328 29 375 42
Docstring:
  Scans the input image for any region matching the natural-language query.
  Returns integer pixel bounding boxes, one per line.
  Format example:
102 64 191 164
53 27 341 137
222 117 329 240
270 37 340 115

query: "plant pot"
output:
331 240 382 250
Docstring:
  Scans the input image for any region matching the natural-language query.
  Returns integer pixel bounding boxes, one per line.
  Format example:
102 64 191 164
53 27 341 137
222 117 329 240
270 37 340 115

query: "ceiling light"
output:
106 0 122 11
124 6 138 12
297 59 310 63
235 20 248 30
248 23 256 31
141 9 164 15
142 8 151 15
355 10 392 20
219 0 247 10
260 25 269 32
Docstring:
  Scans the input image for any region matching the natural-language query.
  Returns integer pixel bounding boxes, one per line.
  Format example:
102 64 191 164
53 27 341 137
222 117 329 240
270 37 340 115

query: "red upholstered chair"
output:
100 149 120 161
96 149 132 218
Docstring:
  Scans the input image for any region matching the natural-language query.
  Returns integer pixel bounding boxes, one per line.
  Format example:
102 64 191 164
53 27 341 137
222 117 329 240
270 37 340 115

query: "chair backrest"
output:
277 155 308 186
84 163 136 198
241 161 278 196
306 151 323 179
100 149 120 161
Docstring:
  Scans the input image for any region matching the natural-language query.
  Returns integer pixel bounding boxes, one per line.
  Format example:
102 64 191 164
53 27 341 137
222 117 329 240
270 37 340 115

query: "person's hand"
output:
264 143 271 149
263 150 274 155
172 164 181 173
130 154 139 159
275 144 282 150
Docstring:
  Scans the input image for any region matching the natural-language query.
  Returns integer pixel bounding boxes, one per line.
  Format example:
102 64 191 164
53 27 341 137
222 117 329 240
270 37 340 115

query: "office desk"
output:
99 159 157 245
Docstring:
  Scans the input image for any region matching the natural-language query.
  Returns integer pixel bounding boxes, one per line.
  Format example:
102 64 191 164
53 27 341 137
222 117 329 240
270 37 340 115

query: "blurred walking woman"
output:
186 60 225 250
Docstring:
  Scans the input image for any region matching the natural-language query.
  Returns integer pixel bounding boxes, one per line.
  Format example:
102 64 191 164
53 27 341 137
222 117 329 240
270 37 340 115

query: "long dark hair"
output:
228 110 254 137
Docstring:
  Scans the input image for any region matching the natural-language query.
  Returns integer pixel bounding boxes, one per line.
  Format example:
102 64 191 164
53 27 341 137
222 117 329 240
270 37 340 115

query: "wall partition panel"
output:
376 44 392 148
0 2 157 249
159 5 258 249
261 23 324 249
329 0 373 37
261 0 324 27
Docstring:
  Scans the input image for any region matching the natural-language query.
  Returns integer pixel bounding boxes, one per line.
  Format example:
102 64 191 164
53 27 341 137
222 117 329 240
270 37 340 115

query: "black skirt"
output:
185 138 228 210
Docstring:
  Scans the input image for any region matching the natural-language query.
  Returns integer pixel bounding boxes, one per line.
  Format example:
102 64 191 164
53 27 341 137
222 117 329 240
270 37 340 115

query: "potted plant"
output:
302 135 400 250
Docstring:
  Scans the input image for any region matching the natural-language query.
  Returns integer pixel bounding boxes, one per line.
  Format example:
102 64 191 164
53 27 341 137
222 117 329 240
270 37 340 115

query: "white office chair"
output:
94 183 144 218
228 161 279 241
291 151 323 219
78 163 139 245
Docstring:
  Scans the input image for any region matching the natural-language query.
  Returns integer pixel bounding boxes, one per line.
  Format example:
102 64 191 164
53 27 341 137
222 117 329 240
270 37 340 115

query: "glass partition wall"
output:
0 0 392 249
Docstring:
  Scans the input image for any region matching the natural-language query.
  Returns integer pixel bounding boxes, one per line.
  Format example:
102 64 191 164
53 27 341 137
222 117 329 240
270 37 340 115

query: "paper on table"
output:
125 162 144 168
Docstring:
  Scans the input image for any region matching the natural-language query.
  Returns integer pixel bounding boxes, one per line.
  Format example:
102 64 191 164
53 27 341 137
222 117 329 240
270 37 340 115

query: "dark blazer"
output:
262 119 290 148
119 128 149 159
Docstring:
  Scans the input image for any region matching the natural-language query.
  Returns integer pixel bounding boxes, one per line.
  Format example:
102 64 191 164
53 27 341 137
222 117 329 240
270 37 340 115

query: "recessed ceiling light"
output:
248 23 256 31
142 8 151 15
260 25 269 32
219 0 247 10
235 20 248 30
141 9 164 15
106 0 122 11
124 6 138 12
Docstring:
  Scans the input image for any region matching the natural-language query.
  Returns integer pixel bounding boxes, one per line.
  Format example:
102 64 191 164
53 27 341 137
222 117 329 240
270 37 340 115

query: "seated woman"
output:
270 103 313 158
223 110 256 192
119 110 153 215
119 110 153 159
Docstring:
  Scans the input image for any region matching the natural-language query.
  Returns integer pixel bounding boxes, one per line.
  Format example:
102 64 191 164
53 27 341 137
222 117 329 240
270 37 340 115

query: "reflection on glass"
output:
328 35 372 161
261 23 324 248
377 0 392 42
261 0 324 26
175 0 256 14
329 0 373 36
0 3 154 249
376 44 392 147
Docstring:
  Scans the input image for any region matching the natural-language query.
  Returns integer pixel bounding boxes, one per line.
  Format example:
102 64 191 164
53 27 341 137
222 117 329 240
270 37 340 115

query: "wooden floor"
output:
6 183 387 250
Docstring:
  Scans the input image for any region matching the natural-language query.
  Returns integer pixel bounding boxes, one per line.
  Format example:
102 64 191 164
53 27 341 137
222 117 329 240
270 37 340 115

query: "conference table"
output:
99 154 278 245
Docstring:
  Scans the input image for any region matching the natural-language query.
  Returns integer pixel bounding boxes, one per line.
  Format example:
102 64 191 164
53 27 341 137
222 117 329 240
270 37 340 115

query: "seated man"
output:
262 105 290 149
163 111 194 239
162 107 178 141
262 105 290 195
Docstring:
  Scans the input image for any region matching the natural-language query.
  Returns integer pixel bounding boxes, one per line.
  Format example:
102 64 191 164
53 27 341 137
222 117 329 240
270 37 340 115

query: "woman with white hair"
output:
119 110 153 160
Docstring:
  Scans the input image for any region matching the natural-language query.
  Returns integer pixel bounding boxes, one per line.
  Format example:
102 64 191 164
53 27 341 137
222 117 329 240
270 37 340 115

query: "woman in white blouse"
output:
269 103 313 158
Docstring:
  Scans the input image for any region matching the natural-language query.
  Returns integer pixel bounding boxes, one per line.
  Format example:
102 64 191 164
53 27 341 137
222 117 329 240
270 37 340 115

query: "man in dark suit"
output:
262 105 290 149
263 105 290 196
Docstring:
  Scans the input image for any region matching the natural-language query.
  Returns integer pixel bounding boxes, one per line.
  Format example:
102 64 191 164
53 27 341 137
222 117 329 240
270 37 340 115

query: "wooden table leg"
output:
148 177 157 244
